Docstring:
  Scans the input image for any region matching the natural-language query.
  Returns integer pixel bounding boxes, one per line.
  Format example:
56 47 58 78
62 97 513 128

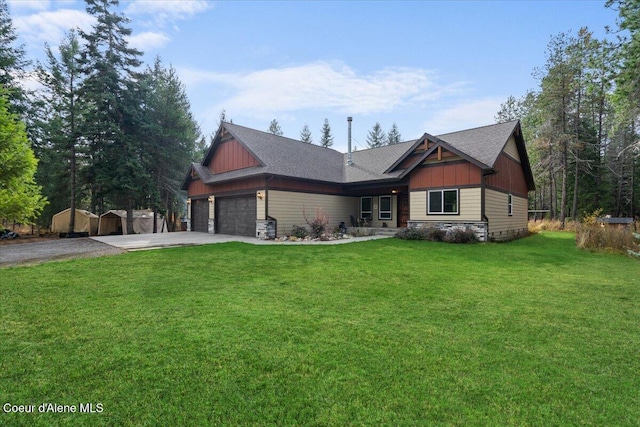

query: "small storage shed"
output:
51 208 99 236
596 216 635 230
98 210 167 235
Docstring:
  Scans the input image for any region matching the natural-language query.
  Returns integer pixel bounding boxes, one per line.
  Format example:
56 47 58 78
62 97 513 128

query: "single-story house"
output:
181 120 535 241
51 208 99 236
98 210 167 235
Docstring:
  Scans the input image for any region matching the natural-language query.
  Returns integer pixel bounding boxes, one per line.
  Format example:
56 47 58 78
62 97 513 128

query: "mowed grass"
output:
1 233 638 426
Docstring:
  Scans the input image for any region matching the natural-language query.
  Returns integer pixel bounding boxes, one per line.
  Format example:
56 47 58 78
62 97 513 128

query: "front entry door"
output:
398 193 409 228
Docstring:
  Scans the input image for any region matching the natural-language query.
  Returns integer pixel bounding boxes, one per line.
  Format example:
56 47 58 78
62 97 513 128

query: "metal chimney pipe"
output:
347 116 353 166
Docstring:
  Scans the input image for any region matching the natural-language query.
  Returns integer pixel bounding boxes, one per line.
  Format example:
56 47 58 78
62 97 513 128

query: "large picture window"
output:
379 196 392 220
428 189 458 214
360 196 372 219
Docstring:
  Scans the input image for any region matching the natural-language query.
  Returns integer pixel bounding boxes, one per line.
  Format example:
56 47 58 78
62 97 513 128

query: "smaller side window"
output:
508 194 513 216
379 196 392 220
428 189 458 214
360 196 373 219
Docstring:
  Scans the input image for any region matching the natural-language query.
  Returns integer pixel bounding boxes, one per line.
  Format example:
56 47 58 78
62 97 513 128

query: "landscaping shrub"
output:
290 225 309 239
303 208 330 239
424 227 446 242
395 228 428 240
443 228 478 244
395 227 449 242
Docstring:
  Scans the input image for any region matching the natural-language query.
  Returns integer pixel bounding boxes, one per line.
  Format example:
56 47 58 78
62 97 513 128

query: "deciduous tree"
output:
0 88 46 223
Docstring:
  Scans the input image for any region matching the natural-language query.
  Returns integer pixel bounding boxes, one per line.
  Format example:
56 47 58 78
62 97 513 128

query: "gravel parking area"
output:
0 238 125 268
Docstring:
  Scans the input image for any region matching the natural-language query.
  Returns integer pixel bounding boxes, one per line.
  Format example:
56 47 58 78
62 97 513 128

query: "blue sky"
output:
9 0 618 152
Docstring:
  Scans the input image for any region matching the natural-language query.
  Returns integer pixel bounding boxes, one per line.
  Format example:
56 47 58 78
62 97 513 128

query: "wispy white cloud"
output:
423 97 505 135
125 0 211 26
13 9 95 47
128 31 171 51
7 0 52 12
178 61 466 118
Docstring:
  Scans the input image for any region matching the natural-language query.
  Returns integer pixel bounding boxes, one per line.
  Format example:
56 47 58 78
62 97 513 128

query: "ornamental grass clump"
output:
576 224 639 255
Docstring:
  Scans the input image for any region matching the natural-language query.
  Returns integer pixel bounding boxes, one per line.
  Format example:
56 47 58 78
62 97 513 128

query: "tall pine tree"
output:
0 0 29 115
35 31 85 232
366 122 386 148
268 119 283 135
300 123 312 143
79 0 144 233
139 57 201 231
319 118 333 148
387 123 402 145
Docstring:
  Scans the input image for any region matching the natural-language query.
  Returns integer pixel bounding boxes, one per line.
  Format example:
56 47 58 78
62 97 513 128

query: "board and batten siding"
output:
409 187 481 222
485 189 527 239
268 190 358 237
209 139 260 174
503 135 520 161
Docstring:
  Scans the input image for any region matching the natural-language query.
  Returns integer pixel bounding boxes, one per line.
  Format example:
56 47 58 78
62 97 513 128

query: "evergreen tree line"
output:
268 117 403 149
496 0 639 223
0 0 202 233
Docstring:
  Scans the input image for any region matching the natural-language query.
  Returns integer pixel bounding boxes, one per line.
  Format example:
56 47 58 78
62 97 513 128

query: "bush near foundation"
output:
290 225 309 239
443 228 478 244
395 227 474 243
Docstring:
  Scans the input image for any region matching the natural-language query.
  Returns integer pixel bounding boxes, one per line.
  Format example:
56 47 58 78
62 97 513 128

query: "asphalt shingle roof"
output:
436 120 519 168
187 120 524 187
343 140 417 183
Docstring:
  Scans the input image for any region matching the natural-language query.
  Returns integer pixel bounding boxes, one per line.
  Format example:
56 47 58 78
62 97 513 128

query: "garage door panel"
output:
216 196 256 236
191 199 209 232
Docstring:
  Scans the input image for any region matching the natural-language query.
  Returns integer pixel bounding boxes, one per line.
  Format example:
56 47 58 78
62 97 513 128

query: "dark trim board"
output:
409 184 480 192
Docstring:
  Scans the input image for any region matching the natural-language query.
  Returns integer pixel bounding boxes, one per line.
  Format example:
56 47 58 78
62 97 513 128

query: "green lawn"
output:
1 233 638 426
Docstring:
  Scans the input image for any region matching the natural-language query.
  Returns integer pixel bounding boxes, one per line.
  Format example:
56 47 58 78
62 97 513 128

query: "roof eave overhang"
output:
512 121 536 191
383 135 429 174
180 163 198 191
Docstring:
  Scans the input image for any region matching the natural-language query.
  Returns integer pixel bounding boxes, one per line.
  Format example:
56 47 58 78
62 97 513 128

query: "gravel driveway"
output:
0 238 124 268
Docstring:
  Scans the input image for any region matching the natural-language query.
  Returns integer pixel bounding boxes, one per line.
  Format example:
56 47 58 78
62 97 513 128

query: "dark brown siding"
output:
269 177 344 195
188 176 266 198
209 139 260 174
409 162 482 190
485 153 529 197
188 179 210 197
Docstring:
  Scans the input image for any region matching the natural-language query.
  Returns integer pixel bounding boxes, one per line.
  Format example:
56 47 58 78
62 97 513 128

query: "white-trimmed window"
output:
360 196 373 220
428 189 458 214
508 194 513 216
379 196 392 220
